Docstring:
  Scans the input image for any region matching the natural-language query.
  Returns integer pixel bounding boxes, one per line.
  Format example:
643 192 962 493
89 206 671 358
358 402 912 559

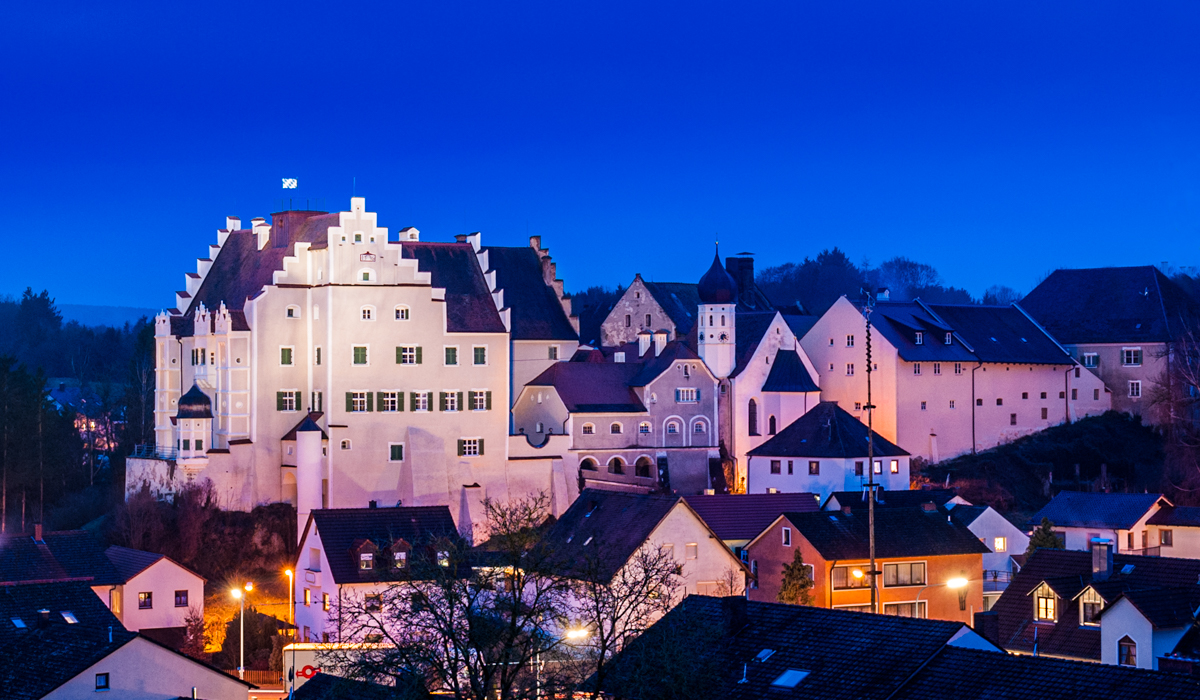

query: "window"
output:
994 537 1007 553
1094 388 1100 400
389 444 404 462
360 552 374 570
608 457 625 474
361 270 371 281
1041 407 1049 419
341 439 352 450
625 314 631 327
1041 392 1047 399
768 416 777 434
1162 529 1174 546
350 392 368 412
365 594 382 612
933 362 941 375
582 423 595 435
610 422 623 434
1083 353 1098 368
361 306 374 321
996 398 1003 406
394 550 408 569
855 461 864 476
890 459 899 473
1022 392 1029 400
676 388 699 403
770 460 781 474
921 401 927 411
949 400 956 409
535 421 544 434
1122 348 1142 367
323 593 330 611
1010 413 1017 425
787 460 794 474
945 333 953 345
353 346 368 365
1118 636 1137 667
667 422 679 434
646 314 652 326
411 391 430 411
694 422 706 434
280 347 294 365
915 332 924 345
96 673 110 691
138 592 152 609
470 391 490 411
1035 586 1056 621
315 347 322 366
883 562 926 587
639 422 651 434
846 335 855 347
803 460 817 475
548 345 559 360
782 528 792 546
444 347 458 365
277 391 299 412
442 392 460 412
846 363 855 376
61 611 77 623
1129 381 1141 398
854 402 862 411
395 305 410 320
831 566 870 590
473 346 487 365
379 391 398 412
174 590 188 607
1072 388 1078 400
459 438 482 457
954 362 963 375
883 602 927 618
397 346 420 365
914 363 921 375
1080 588 1104 626
873 460 882 474
685 543 698 560
635 456 653 477
748 399 758 435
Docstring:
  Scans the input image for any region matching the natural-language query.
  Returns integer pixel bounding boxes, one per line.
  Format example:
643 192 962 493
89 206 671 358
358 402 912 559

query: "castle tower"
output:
697 248 738 379
176 384 213 476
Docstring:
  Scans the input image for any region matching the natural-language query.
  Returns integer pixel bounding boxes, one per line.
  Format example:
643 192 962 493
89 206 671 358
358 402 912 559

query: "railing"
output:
1125 546 1161 557
222 669 283 687
131 444 177 460
983 570 1014 593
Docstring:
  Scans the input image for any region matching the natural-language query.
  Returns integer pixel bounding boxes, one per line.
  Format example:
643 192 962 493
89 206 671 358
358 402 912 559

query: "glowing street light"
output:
285 569 296 699
566 628 589 640
230 582 254 680
915 577 971 618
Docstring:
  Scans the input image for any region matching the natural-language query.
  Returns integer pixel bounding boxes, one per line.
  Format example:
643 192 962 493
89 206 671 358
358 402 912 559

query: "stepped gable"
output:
401 242 507 333
485 245 578 341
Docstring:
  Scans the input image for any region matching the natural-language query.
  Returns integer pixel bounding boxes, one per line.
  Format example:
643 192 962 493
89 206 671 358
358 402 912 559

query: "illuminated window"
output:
1080 588 1103 626
993 537 1007 553
1118 636 1137 666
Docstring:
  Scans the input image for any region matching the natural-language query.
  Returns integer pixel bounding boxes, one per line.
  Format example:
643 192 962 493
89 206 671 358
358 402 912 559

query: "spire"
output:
698 244 739 304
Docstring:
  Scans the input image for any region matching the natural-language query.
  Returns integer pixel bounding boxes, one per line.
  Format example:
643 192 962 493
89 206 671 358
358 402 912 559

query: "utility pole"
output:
864 291 879 615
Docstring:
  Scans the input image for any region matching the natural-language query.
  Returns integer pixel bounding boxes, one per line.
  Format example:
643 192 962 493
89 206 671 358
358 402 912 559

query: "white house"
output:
100 546 205 636
1145 505 1200 559
946 504 1029 610
1026 491 1168 554
1098 586 1198 671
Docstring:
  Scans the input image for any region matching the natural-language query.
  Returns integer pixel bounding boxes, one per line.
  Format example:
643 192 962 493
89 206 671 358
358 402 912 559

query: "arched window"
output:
610 422 623 435
286 305 300 319
721 315 725 326
395 305 410 321
768 415 777 435
580 458 598 471
639 422 651 434
1118 636 1137 667
694 421 706 434
361 306 375 321
608 457 625 474
581 423 595 435
748 399 759 436
667 422 680 434
341 439 352 450
635 457 654 478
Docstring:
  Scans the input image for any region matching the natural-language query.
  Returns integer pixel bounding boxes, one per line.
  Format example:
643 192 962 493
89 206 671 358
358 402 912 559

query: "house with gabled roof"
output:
1026 491 1168 554
1147 505 1200 559
745 506 988 621
1021 266 1200 424
799 297 1110 462
682 492 820 559
294 505 464 643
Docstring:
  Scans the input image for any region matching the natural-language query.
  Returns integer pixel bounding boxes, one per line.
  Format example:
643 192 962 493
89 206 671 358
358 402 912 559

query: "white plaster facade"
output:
46 636 247 700
746 453 910 500
1098 596 1190 670
93 558 205 633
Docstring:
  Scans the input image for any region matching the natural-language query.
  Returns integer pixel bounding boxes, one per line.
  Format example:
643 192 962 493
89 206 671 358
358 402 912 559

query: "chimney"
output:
842 505 852 515
37 609 50 628
1092 538 1114 581
454 234 468 243
725 254 756 306
614 352 625 364
703 489 715 495
368 500 377 509
652 330 668 356
921 502 937 512
876 287 890 301
637 331 652 357
33 523 43 543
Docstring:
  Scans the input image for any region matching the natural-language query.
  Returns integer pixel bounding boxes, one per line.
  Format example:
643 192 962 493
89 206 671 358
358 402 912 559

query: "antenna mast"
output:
864 291 878 615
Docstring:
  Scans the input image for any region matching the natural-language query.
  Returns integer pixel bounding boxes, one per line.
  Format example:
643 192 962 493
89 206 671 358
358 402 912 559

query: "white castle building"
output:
129 199 582 533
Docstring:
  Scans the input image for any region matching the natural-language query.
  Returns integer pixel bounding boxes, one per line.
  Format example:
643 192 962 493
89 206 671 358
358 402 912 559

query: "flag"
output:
282 178 298 189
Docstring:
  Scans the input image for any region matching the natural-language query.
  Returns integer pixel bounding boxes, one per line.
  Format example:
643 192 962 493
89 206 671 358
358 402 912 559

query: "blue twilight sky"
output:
1 2 1198 309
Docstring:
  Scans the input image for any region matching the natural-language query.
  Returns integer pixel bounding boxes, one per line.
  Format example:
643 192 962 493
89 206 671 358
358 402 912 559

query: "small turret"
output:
698 246 737 378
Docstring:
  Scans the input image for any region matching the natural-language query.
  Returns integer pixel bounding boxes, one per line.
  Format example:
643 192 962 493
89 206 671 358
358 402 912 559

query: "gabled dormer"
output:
389 539 412 571
351 538 379 574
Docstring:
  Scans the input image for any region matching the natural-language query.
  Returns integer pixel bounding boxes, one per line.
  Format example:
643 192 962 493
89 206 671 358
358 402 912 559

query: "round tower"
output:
295 416 325 542
697 248 738 378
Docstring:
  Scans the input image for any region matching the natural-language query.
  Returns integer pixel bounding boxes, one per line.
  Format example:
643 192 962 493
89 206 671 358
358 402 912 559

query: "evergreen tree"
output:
1025 517 1062 557
777 548 815 605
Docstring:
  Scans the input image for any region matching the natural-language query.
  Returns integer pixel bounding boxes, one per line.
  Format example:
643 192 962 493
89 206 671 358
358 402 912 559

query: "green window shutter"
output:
439 392 447 411
478 438 485 456
415 346 423 364
457 439 464 456
376 392 385 410
457 392 464 410
486 391 492 410
466 390 475 408
674 389 680 402
294 391 302 409
277 392 285 411
696 388 702 402
396 347 403 364
346 392 353 412
390 444 403 461
410 392 418 411
367 392 374 412
398 392 405 411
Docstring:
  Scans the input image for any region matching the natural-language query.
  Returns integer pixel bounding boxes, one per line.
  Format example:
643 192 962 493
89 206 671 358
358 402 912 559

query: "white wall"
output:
46 636 246 700
118 559 205 632
1100 597 1156 670
746 455 909 501
648 502 745 596
956 506 1028 574
1148 524 1200 559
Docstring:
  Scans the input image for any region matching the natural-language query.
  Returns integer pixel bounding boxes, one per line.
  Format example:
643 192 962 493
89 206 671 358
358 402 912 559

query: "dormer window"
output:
944 333 952 345
360 552 374 570
915 332 924 345
1033 583 1057 622
1079 588 1104 626
394 550 408 568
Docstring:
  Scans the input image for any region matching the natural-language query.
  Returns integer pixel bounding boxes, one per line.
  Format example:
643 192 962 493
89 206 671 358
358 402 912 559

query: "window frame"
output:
461 438 482 457
389 443 405 462
138 591 153 609
360 305 376 321
280 346 295 366
349 392 368 413
352 345 369 366
782 527 792 546
1122 348 1143 367
882 561 927 588
1118 636 1137 667
1079 587 1104 626
286 305 301 319
473 345 488 366
582 423 595 435
394 305 410 321
1129 380 1142 398
96 673 110 691
444 346 459 366
174 590 188 608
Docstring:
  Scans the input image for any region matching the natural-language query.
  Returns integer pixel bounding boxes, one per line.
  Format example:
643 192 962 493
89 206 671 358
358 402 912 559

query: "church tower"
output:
697 248 738 378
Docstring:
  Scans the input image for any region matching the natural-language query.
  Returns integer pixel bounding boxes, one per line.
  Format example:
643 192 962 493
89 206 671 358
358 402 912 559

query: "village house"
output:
982 545 1200 671
682 492 820 560
1020 266 1200 424
799 297 1111 462
745 506 987 621
745 401 910 501
1146 505 1200 559
1026 491 1169 555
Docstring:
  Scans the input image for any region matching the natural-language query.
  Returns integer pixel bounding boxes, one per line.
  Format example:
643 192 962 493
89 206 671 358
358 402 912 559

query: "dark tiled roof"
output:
928 303 1072 365
729 311 777 378
1105 586 1200 629
0 622 137 699
282 412 327 441
1148 505 1200 527
947 504 987 526
0 580 122 633
627 341 707 387
401 242 507 334
600 595 981 700
683 493 820 541
782 313 819 341
485 246 578 341
644 281 703 336
540 489 680 583
176 384 212 419
306 507 462 586
748 402 908 459
104 546 166 581
825 488 961 512
1025 491 1166 530
1020 266 1200 345
526 362 647 413
992 548 1200 660
780 507 990 560
293 672 428 699
894 645 1200 700
761 349 819 392
0 531 124 586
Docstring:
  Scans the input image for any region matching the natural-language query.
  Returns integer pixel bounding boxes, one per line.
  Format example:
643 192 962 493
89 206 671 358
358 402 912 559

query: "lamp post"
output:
915 577 968 619
285 569 295 700
862 290 879 614
230 582 253 680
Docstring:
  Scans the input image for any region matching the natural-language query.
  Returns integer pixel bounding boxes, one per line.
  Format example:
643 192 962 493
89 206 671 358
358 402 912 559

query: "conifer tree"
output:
1025 517 1062 557
777 548 815 605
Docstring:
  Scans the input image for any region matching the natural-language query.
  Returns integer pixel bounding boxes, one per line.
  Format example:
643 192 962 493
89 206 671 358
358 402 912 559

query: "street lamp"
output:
565 628 589 640
284 569 295 700
230 582 253 680
915 577 969 619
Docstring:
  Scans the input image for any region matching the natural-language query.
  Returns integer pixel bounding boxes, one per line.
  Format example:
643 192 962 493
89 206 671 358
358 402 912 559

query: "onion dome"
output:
177 384 213 419
697 249 739 304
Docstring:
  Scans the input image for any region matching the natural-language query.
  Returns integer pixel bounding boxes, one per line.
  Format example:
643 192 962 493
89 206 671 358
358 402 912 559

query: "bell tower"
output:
697 247 738 379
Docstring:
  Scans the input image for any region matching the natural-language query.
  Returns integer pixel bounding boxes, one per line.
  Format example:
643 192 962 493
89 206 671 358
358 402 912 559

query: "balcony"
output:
132 444 178 460
1125 546 1161 557
983 570 1013 593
